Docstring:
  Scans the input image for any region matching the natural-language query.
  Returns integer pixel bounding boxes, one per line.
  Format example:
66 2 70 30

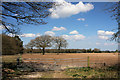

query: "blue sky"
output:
1 1 118 51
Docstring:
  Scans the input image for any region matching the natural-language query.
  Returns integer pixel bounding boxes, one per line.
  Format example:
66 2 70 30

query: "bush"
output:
2 34 23 55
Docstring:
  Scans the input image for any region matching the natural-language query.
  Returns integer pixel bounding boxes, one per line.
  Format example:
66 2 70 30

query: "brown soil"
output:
22 53 118 67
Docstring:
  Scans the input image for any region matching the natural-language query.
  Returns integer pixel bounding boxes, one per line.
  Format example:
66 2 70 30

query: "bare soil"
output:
22 53 119 67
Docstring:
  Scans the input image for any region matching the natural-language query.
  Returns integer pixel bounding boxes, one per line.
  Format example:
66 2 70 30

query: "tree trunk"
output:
57 47 60 55
42 47 45 55
31 47 33 53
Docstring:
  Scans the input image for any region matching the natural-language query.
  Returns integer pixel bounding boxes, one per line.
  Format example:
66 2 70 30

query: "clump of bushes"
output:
2 34 23 55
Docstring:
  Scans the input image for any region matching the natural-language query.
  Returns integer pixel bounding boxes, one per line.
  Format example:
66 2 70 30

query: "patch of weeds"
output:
2 62 17 69
65 67 118 78
72 74 87 79
72 74 81 77
82 75 87 78
106 66 118 71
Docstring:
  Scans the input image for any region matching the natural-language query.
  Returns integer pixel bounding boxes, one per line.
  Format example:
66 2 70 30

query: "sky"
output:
1 1 118 51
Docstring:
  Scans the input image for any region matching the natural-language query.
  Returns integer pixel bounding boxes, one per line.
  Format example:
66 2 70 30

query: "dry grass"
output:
2 54 19 63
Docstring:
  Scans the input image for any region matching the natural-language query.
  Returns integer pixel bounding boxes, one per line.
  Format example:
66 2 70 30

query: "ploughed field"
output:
22 53 118 67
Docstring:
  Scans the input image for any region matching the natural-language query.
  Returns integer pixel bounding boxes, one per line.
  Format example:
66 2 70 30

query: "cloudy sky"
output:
1 1 118 51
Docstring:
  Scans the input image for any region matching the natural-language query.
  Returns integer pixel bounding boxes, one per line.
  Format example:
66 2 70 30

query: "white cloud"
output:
0 25 10 30
77 18 85 21
85 24 88 26
69 30 79 34
98 36 109 40
105 31 114 35
104 43 115 46
49 1 94 18
36 33 41 37
96 42 116 46
8 33 16 37
97 30 115 40
44 31 55 36
19 33 41 37
20 33 36 37
97 30 114 36
97 30 105 35
96 42 101 45
61 35 70 40
0 25 3 30
52 26 66 31
62 34 85 40
73 34 85 40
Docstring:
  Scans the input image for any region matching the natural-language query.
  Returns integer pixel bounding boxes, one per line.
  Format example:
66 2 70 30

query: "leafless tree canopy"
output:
34 35 53 48
25 39 35 49
53 36 68 49
53 36 68 54
26 35 53 55
106 2 120 42
25 35 68 55
1 2 53 34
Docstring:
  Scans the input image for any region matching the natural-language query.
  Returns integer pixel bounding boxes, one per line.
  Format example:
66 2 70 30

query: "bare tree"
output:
53 36 68 55
1 2 54 34
25 39 35 49
25 39 35 53
34 35 53 55
93 48 100 53
105 2 120 42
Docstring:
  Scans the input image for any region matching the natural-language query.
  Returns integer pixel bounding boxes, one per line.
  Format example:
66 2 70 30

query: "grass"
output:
64 67 118 78
2 54 20 63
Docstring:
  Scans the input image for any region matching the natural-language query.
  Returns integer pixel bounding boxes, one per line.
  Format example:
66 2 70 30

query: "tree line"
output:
24 48 118 54
1 34 118 55
25 35 119 54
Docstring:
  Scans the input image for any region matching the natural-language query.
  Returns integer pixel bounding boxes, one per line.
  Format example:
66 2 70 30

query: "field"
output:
2 53 119 79
2 53 119 68
2 55 19 63
22 53 118 67
2 53 118 67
